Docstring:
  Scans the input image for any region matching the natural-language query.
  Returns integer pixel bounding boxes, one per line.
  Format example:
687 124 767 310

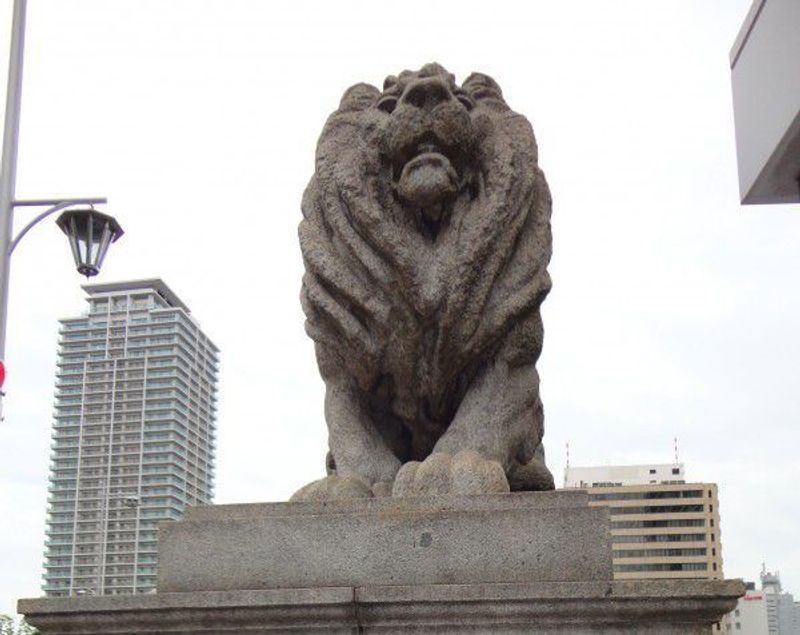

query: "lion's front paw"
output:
392 450 510 497
290 475 373 502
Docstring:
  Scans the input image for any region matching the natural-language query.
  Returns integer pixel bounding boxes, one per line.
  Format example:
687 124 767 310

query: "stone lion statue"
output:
293 63 554 501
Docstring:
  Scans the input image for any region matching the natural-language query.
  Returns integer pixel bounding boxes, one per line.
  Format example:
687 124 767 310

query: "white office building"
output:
563 462 686 488
728 581 769 634
43 279 218 596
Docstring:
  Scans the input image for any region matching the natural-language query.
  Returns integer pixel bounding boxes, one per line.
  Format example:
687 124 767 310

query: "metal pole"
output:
0 0 27 363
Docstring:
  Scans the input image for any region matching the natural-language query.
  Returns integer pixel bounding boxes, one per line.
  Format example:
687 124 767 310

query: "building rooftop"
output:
82 278 190 312
564 463 686 488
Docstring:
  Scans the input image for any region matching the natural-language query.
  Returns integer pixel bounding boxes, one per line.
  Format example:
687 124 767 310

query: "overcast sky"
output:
1 0 797 618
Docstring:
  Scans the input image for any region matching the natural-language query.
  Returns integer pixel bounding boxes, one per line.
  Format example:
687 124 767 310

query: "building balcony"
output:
48 474 78 484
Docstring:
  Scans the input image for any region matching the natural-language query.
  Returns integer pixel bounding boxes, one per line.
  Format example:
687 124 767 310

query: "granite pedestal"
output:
19 491 743 633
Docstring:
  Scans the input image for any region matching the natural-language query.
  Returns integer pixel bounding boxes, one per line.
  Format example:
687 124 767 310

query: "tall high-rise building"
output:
564 463 724 581
43 279 218 597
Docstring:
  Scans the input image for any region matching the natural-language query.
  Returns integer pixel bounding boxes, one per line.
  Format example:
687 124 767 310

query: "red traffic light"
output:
0 360 5 388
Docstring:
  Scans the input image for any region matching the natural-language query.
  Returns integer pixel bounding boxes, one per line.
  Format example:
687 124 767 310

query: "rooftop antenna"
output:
564 441 570 488
674 436 679 463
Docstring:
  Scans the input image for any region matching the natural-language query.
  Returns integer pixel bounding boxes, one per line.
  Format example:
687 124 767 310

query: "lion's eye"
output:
377 95 398 114
456 93 475 111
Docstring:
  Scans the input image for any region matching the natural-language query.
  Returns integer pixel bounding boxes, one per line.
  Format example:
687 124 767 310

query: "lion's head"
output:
378 65 478 231
313 63 533 246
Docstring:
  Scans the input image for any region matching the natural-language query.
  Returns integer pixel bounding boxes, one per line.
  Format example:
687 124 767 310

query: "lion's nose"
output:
400 76 453 111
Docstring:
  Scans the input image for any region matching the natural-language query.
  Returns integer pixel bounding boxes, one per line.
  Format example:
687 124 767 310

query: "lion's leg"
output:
394 317 554 496
325 380 402 485
291 380 402 502
393 360 546 497
434 355 537 469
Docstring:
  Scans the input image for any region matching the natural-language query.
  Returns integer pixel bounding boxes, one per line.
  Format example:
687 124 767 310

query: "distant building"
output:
43 279 219 596
564 463 724 581
564 462 686 488
725 569 800 634
760 567 799 635
728 581 769 634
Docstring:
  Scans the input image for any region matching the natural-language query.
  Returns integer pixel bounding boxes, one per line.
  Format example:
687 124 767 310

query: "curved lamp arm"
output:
9 201 71 254
8 197 107 255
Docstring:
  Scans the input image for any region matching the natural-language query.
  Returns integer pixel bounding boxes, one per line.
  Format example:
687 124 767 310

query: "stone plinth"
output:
18 492 744 633
158 491 611 592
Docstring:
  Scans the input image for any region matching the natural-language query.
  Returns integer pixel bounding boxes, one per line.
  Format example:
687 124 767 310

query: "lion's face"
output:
377 66 479 229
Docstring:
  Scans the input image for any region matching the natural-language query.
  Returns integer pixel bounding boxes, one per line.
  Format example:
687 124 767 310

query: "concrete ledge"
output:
19 579 745 634
182 490 595 520
158 492 612 592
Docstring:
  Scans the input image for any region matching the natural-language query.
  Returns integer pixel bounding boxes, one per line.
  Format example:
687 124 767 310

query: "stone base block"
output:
157 491 612 592
19 579 744 634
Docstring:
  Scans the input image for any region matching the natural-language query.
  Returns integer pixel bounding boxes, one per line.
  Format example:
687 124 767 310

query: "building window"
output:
608 504 704 515
612 547 707 558
611 533 706 544
589 490 702 502
611 519 705 529
613 562 708 573
649 469 656 474
672 468 680 474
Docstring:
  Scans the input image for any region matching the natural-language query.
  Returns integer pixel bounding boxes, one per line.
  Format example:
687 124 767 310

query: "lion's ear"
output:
339 83 381 113
462 73 506 107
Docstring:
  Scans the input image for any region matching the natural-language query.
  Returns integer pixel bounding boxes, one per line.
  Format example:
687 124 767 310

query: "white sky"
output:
1 0 797 618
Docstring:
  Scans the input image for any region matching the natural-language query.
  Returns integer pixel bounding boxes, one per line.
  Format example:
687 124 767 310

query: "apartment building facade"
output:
43 279 218 596
564 463 724 580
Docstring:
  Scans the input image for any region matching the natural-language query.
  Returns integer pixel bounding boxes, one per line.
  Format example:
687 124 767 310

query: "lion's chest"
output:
376 267 466 422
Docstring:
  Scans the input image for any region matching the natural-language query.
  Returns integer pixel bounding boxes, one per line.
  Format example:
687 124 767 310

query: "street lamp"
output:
0 0 124 409
56 208 124 277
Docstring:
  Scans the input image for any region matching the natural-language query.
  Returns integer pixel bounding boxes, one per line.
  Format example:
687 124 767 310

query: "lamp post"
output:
0 0 123 409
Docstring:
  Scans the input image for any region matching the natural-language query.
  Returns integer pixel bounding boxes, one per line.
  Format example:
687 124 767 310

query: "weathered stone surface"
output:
19 579 745 634
296 63 554 499
393 449 510 497
157 492 612 593
290 473 373 502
